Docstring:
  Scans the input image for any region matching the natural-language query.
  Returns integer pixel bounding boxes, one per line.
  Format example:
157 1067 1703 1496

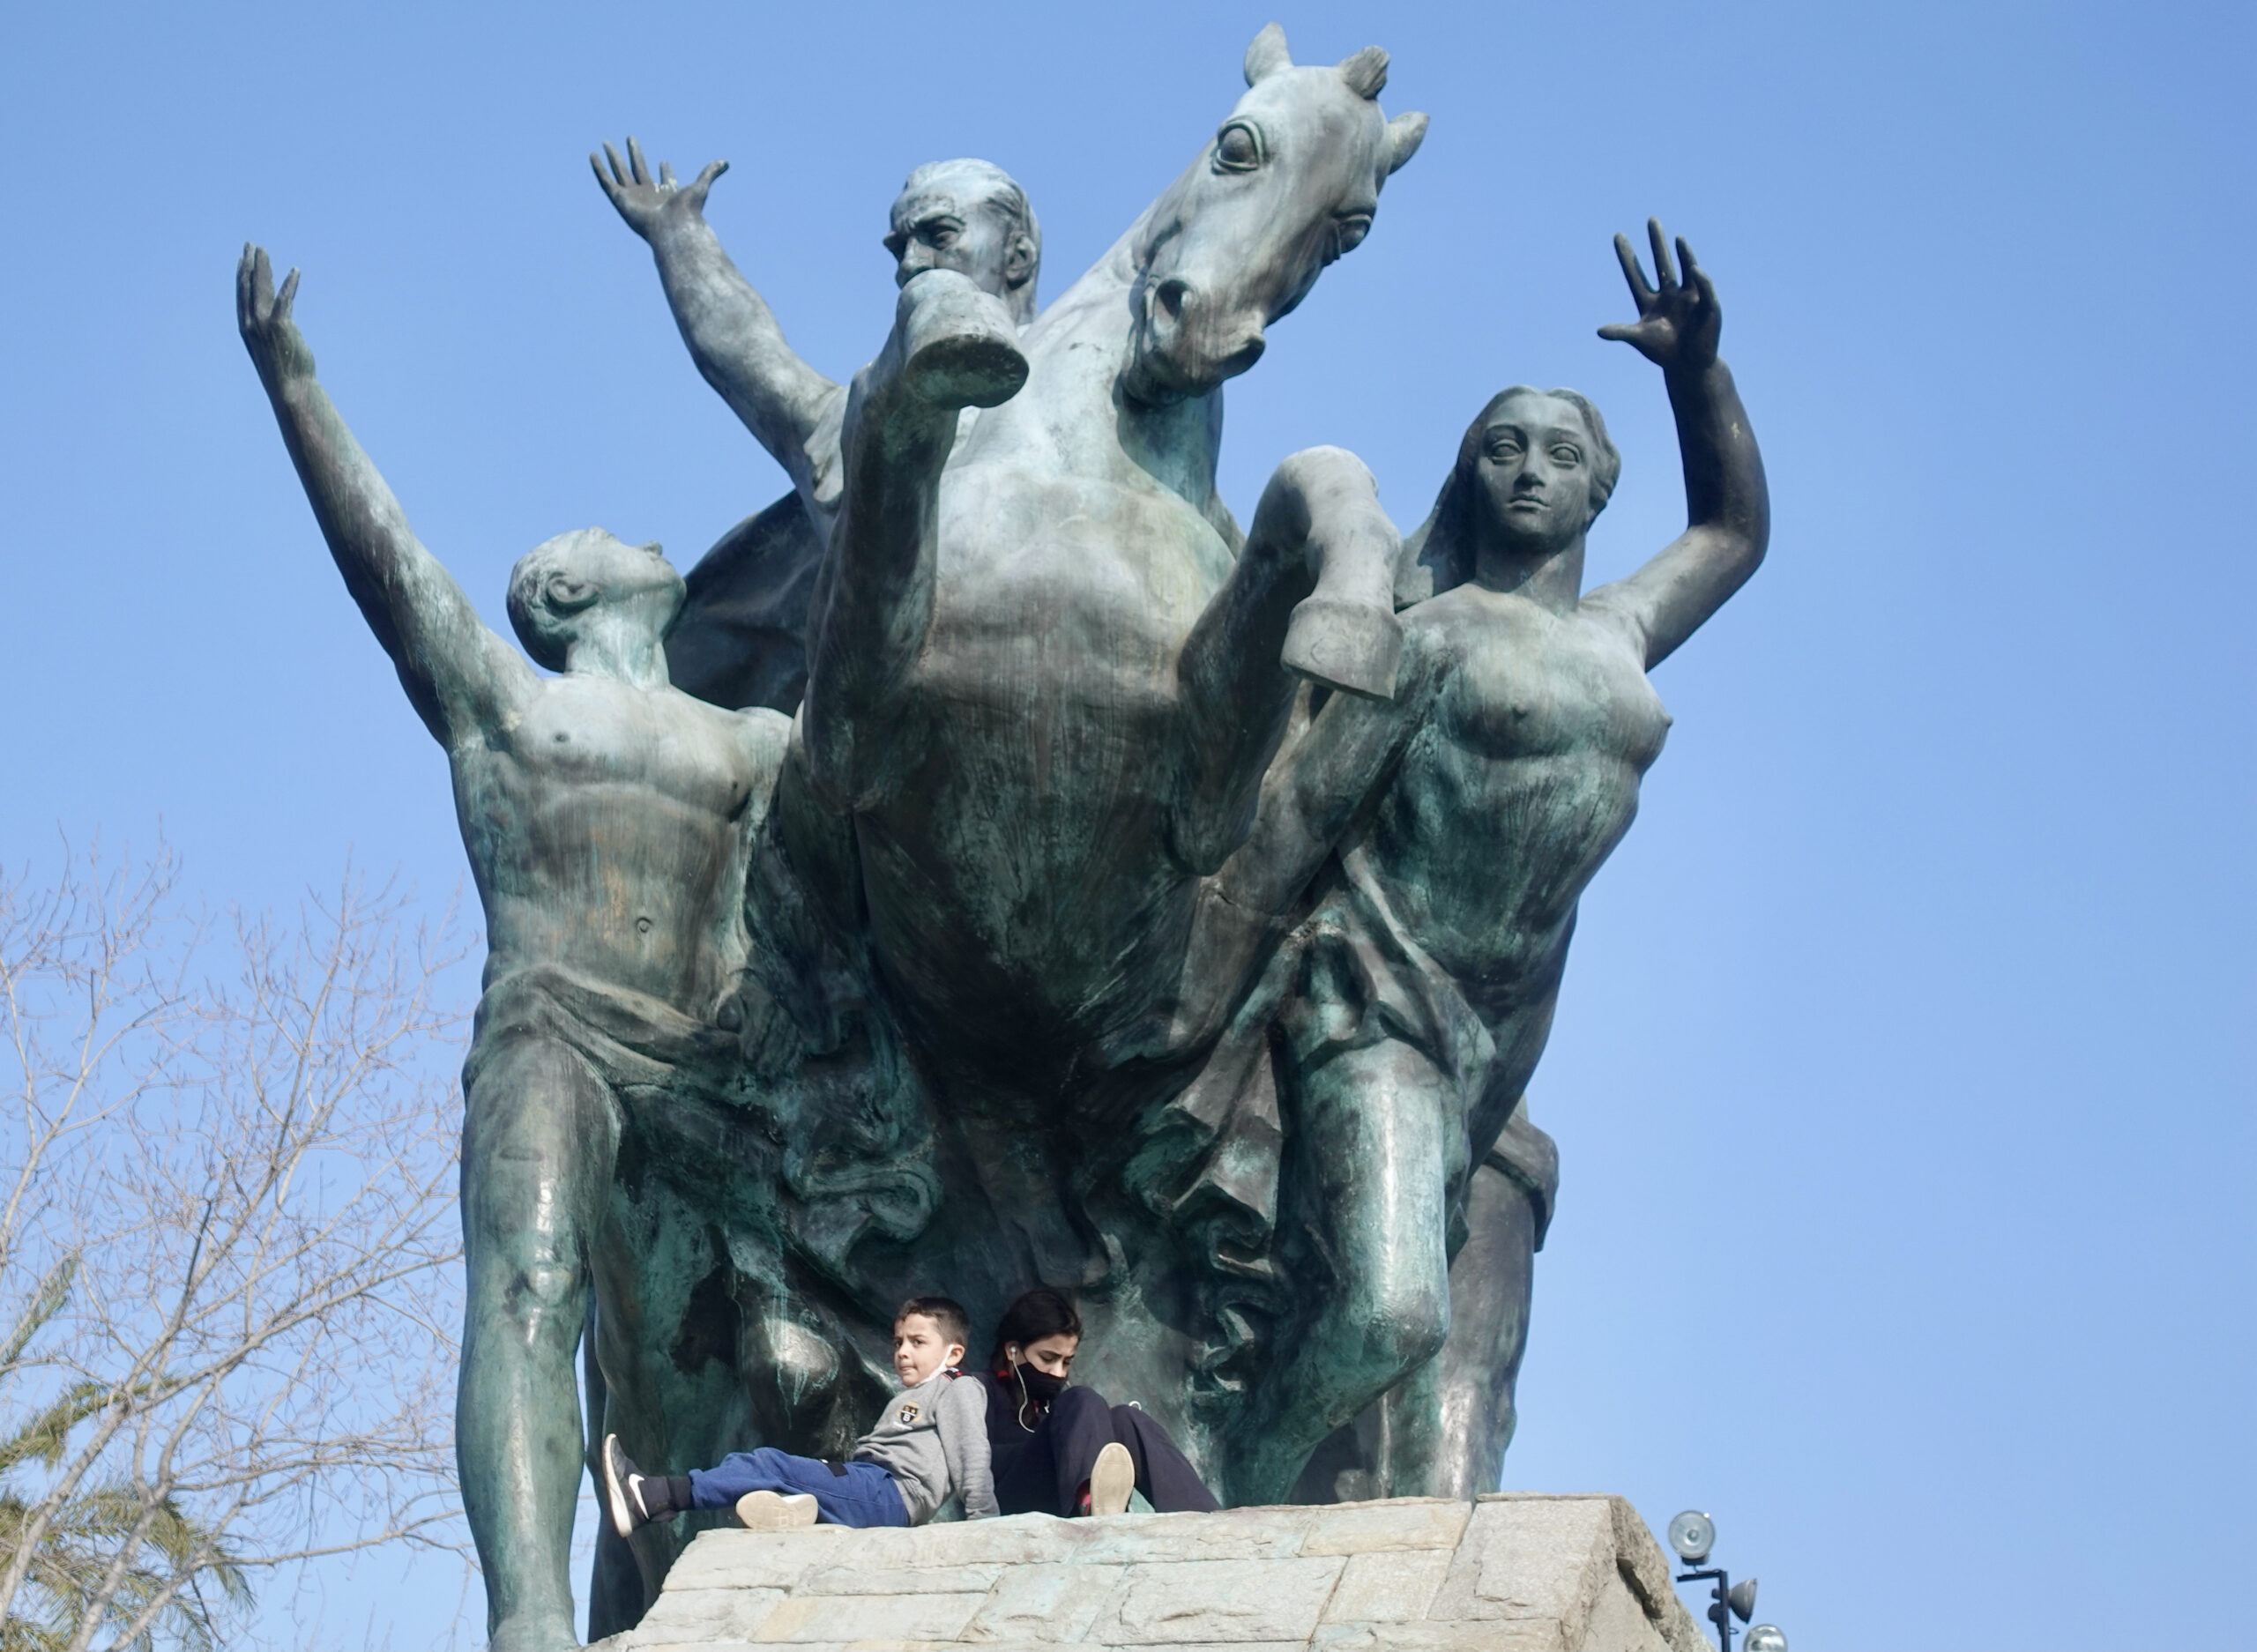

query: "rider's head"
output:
885 160 1041 326
506 528 685 671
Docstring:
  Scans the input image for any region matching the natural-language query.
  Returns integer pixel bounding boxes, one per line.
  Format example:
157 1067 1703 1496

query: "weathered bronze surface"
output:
238 27 1767 1647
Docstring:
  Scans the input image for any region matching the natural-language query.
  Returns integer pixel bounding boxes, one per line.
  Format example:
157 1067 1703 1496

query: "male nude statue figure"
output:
237 246 789 1652
592 140 1039 710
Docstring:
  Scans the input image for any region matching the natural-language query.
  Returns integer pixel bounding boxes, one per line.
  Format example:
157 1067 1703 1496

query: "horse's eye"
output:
1332 214 1373 258
1213 121 1264 174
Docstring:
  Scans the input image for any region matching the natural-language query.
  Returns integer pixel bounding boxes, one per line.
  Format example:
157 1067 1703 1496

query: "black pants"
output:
991 1386 1220 1516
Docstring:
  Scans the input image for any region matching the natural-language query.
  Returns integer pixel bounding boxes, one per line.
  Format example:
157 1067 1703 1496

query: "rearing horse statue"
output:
791 26 1426 1151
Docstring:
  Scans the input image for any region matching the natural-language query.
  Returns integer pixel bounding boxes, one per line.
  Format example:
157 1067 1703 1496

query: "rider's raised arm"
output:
1583 223 1770 670
237 248 532 747
593 139 845 508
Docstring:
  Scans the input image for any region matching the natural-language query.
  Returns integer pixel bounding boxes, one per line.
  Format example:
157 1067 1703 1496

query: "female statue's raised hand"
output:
1598 218 1723 375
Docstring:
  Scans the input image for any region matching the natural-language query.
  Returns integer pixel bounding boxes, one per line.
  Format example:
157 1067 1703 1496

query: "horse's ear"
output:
1338 46 1389 100
1385 111 1429 175
1244 23 1292 85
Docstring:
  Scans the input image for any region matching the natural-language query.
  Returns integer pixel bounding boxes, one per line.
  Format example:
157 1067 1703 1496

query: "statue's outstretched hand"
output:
1597 219 1721 374
591 136 727 242
236 244 313 388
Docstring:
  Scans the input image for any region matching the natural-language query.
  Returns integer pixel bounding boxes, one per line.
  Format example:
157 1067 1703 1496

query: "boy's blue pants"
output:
688 1447 909 1529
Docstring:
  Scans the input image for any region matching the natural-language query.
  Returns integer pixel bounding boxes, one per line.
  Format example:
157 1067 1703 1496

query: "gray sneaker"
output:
734 1490 821 1530
1088 1441 1135 1517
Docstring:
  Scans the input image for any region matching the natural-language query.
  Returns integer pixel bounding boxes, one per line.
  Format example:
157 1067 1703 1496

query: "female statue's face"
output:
1472 391 1596 553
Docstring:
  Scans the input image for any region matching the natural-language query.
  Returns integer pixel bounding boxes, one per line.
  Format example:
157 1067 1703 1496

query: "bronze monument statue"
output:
235 26 1769 1648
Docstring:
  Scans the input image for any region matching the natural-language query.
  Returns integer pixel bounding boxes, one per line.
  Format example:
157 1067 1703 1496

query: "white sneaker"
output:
735 1490 821 1530
1088 1441 1135 1517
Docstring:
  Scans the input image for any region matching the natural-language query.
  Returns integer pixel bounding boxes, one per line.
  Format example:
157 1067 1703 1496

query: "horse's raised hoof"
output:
895 269 1028 411
1282 594 1403 701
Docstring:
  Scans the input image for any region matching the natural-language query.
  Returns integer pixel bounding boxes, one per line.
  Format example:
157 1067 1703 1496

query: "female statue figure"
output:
1173 221 1769 1502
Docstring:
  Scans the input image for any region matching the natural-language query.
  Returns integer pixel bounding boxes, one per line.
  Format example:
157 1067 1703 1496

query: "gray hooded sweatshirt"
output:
849 1366 996 1522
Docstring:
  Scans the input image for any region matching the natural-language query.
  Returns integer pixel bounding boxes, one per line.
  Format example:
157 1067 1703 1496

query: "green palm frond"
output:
0 1380 111 1478
0 1266 246 1652
1 1484 244 1652
0 1254 77 1374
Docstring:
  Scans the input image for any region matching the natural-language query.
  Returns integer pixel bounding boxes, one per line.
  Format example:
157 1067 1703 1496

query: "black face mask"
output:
1009 1360 1066 1429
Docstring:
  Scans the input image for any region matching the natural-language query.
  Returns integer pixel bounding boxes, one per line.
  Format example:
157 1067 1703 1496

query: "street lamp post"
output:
1665 1510 1776 1652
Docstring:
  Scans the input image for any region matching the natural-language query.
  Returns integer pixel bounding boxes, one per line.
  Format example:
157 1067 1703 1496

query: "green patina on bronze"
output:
237 26 1768 1649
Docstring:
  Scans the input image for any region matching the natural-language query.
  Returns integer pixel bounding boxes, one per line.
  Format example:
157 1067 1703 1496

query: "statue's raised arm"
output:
593 138 844 511
236 245 533 745
1584 220 1770 667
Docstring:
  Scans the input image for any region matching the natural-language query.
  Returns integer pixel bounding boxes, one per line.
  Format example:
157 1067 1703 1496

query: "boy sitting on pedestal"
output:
602 1298 996 1532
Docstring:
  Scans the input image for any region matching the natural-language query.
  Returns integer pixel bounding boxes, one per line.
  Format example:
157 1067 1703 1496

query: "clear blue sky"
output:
4 2 2251 1648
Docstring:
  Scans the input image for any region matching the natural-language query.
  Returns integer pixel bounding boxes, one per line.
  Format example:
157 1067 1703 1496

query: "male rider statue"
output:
592 141 1040 711
237 246 790 1652
593 138 1038 541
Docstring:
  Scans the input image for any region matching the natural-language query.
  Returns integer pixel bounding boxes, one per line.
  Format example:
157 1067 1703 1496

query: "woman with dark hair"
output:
975 1288 1219 1517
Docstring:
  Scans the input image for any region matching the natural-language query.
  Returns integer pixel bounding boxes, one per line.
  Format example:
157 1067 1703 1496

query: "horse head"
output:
1121 24 1426 408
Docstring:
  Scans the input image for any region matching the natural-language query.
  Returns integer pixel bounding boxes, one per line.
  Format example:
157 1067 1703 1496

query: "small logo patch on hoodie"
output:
898 1402 920 1424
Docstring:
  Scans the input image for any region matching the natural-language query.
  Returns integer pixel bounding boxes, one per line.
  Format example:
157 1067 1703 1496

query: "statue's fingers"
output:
602 142 628 187
691 159 729 196
275 266 301 320
1647 219 1678 290
1597 322 1640 343
627 135 652 187
236 244 256 320
1687 261 1719 316
589 151 616 196
659 160 677 189
251 245 275 314
1612 233 1654 306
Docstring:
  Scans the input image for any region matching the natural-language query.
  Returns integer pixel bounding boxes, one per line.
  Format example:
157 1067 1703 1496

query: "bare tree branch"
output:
0 845 472 1652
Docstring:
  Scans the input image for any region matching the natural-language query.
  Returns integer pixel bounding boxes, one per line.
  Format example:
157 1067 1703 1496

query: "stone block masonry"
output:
589 1492 1712 1651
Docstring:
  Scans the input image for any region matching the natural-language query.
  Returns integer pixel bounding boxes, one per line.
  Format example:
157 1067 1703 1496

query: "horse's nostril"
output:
1155 279 1190 321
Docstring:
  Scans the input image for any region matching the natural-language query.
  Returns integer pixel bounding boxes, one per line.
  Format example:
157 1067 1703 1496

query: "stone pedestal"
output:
591 1492 1711 1651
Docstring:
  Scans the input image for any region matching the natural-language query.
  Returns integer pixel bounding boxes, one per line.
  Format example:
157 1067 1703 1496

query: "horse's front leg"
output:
801 269 1025 808
1169 446 1402 874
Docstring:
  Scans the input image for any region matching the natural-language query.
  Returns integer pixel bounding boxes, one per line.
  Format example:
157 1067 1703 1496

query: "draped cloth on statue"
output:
1486 1098 1558 1248
662 493 826 715
464 964 750 1112
465 962 938 1284
1127 848 1558 1382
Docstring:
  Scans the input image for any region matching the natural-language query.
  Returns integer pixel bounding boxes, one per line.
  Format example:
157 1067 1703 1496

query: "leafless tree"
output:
0 845 470 1652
